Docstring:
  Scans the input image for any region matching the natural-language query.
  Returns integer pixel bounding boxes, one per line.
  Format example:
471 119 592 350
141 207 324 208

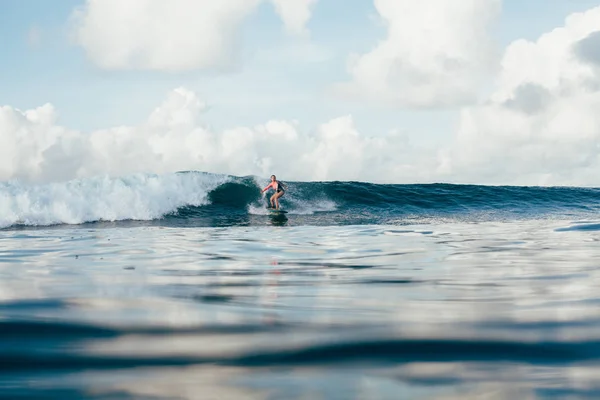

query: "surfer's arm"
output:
261 182 274 193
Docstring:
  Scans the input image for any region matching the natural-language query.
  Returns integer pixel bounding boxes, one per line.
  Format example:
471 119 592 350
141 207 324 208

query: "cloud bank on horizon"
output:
0 88 433 184
4 0 600 186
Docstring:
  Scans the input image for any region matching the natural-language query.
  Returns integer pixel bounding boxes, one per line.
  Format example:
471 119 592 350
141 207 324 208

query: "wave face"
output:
2 171 600 229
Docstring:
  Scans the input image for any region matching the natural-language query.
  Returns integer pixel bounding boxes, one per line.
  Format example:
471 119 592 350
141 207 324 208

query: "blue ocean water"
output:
1 171 600 399
2 171 600 229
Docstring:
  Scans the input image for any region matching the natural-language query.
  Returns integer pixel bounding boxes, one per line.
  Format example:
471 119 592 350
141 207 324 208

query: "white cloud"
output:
441 6 600 186
10 5 600 187
70 0 262 72
0 88 437 184
334 0 501 108
70 0 319 72
270 0 317 36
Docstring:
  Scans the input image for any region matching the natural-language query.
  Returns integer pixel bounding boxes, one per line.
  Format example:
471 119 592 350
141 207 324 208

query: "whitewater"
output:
3 171 600 399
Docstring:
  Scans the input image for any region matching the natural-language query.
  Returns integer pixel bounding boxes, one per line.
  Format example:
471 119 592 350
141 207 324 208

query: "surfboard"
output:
267 208 288 214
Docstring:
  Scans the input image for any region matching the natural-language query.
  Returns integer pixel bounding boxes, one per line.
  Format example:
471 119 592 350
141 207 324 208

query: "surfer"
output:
261 175 287 210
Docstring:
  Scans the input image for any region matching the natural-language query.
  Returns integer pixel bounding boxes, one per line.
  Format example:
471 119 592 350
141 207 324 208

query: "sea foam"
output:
0 172 229 228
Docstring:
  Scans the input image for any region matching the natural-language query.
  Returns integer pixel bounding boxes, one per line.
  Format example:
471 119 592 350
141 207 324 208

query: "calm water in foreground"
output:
2 220 600 399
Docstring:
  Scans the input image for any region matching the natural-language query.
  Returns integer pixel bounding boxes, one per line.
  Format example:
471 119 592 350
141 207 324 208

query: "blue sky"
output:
0 0 596 135
2 1 600 185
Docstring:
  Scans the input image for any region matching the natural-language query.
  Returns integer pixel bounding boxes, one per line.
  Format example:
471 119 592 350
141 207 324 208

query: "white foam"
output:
0 172 229 228
284 198 337 215
247 203 270 215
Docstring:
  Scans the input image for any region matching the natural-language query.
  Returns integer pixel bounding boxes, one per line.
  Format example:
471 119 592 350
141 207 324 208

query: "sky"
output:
2 0 600 186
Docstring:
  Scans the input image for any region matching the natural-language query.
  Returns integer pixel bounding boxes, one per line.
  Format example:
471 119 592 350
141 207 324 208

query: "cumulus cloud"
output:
575 30 600 67
70 0 318 71
270 0 317 36
70 0 261 71
334 0 501 108
10 4 600 187
0 88 437 184
441 6 600 186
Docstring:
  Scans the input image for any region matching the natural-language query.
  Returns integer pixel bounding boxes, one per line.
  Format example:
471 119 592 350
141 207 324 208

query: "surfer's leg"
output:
273 191 284 209
269 194 276 208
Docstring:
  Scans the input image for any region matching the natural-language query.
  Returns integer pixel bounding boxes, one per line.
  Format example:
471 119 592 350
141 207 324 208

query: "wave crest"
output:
0 172 229 228
2 171 600 228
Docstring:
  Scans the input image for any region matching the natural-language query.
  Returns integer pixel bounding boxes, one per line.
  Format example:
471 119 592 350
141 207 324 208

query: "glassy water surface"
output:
2 220 600 399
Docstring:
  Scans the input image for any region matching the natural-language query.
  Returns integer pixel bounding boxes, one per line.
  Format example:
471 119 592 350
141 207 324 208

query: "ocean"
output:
2 171 600 399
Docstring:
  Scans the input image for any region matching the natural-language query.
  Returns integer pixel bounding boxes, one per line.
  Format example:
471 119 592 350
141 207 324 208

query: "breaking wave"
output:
2 171 600 228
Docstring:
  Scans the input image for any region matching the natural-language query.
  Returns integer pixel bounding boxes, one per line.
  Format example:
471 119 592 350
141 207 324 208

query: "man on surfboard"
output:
261 175 287 210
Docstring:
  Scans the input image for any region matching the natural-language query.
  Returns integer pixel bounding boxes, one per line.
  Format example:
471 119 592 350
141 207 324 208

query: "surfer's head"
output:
270 175 276 181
